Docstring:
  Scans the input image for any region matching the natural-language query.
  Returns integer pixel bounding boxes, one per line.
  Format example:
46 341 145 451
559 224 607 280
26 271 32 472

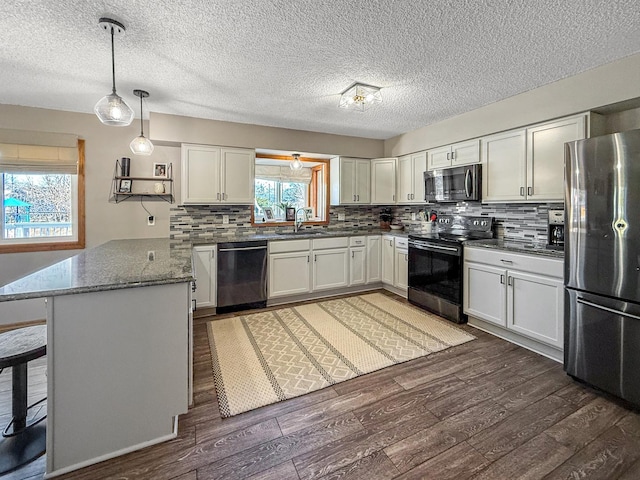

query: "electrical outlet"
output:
147 215 155 226
147 251 155 261
222 215 229 224
411 212 416 221
338 213 345 221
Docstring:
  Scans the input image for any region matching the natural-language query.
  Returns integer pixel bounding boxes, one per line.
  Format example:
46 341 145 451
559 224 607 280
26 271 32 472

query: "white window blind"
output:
0 129 79 174
254 165 312 184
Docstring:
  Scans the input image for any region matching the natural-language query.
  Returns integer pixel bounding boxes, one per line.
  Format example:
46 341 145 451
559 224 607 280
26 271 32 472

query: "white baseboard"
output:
467 316 563 363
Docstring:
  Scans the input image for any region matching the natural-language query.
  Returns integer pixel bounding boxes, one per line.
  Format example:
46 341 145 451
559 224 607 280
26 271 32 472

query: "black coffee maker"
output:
547 209 564 250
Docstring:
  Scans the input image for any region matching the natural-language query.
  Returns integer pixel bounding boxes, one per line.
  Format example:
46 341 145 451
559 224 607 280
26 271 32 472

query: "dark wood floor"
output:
4 290 640 480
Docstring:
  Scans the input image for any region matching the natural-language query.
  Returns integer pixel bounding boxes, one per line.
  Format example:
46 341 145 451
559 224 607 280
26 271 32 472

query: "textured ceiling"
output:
1 1 639 140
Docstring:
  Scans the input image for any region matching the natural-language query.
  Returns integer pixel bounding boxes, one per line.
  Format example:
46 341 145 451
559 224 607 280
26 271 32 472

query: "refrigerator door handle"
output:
577 297 640 321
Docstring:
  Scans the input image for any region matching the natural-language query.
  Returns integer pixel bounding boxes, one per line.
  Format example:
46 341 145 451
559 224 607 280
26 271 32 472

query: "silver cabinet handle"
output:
520 187 525 196
500 274 505 284
353 194 356 201
405 254 408 261
507 276 513 286
314 255 317 262
407 194 410 200
500 259 513 264
357 194 359 201
307 255 309 263
452 151 455 160
527 186 532 196
446 152 450 161
217 192 220 200
393 194 395 201
351 251 354 258
411 194 414 200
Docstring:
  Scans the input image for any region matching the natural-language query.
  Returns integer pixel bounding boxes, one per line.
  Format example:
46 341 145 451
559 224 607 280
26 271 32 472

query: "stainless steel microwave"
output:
424 164 481 203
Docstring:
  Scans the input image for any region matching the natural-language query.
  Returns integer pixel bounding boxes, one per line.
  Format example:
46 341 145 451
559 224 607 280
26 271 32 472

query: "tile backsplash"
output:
170 202 561 243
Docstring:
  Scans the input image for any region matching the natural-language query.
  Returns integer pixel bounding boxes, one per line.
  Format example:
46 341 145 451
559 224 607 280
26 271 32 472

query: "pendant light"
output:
130 90 154 155
290 153 303 171
94 18 134 126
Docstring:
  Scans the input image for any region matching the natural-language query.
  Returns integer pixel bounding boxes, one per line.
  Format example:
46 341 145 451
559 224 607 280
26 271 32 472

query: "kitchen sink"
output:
275 230 328 236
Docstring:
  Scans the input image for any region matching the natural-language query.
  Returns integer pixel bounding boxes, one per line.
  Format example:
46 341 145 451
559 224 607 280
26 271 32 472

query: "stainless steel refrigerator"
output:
565 129 640 406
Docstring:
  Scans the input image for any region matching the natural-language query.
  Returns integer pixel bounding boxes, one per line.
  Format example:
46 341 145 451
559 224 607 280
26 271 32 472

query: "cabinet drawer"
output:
349 236 366 247
269 239 311 253
313 237 348 250
465 247 563 278
394 237 409 249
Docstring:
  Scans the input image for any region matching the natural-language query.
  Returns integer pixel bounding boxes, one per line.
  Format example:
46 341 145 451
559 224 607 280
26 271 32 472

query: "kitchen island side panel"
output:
46 282 189 475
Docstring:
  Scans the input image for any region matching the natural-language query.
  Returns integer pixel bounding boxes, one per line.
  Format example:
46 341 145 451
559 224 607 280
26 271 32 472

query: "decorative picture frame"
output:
285 207 296 221
118 179 132 193
304 207 314 220
263 207 274 220
153 162 168 178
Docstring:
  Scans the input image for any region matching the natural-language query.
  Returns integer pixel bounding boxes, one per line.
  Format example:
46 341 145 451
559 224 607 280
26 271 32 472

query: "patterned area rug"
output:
207 292 475 417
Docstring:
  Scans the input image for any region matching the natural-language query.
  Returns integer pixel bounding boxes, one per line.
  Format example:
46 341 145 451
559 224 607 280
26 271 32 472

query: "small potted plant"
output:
379 208 392 230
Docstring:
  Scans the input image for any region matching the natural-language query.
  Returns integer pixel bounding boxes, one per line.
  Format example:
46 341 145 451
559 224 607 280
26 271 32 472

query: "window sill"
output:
0 239 85 254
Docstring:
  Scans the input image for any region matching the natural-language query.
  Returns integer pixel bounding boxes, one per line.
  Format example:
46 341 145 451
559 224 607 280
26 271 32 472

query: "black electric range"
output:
408 215 494 323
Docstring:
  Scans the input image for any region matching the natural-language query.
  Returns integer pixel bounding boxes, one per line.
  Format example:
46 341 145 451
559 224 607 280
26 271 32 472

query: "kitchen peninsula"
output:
0 239 193 478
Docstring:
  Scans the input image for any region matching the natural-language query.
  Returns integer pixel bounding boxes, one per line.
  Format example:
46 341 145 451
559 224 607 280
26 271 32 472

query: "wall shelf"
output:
109 161 174 204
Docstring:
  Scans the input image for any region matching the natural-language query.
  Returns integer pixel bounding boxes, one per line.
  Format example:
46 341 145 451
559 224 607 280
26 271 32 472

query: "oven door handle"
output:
410 242 460 254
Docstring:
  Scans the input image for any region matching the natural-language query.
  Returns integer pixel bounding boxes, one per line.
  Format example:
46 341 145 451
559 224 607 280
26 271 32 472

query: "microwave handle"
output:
464 169 472 198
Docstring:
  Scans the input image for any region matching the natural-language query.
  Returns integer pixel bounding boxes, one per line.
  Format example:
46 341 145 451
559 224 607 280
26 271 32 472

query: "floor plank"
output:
3 290 640 480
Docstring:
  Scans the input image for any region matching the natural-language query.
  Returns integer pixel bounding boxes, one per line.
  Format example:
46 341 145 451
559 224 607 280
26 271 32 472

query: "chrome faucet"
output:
294 208 306 232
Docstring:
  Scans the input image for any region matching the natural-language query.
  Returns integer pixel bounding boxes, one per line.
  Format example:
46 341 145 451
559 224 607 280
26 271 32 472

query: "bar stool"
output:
0 324 47 474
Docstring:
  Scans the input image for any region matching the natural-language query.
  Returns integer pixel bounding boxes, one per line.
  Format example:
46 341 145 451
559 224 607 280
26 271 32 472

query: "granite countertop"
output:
0 238 193 302
191 228 410 245
465 238 564 259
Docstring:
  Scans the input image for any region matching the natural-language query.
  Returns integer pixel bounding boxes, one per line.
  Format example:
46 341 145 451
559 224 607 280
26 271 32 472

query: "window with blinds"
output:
0 129 85 252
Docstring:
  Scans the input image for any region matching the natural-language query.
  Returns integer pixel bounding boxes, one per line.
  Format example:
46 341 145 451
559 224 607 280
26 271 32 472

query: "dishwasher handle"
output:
218 246 267 252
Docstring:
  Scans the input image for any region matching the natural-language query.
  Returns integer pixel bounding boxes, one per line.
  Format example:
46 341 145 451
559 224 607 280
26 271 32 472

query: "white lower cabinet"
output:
507 270 564 347
464 247 564 354
394 237 409 292
382 235 395 285
366 235 382 283
268 240 311 298
192 245 216 308
269 251 311 298
313 248 349 291
348 236 367 286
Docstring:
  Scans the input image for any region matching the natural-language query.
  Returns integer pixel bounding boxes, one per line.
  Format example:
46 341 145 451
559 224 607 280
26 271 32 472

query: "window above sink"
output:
252 151 330 227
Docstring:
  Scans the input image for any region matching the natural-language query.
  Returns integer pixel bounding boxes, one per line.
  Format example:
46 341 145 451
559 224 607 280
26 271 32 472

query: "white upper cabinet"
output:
482 129 527 202
220 148 255 204
483 114 587 202
526 115 586 202
370 157 397 204
330 157 371 205
181 144 254 204
397 151 427 204
427 139 481 170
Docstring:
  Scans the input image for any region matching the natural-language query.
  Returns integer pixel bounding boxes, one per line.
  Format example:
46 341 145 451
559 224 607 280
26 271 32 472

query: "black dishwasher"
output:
216 240 268 313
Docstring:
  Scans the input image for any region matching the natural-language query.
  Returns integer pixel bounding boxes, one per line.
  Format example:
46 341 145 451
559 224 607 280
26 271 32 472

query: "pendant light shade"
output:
95 18 134 126
130 89 154 155
290 153 303 171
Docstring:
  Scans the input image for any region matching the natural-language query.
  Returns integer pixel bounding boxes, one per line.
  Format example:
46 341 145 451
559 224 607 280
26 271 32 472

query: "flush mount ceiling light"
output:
338 83 383 112
290 153 303 171
94 18 134 126
130 89 154 155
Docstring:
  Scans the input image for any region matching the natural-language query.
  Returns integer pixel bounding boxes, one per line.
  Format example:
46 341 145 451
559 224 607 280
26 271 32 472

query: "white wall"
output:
149 112 385 158
384 53 640 156
0 105 179 323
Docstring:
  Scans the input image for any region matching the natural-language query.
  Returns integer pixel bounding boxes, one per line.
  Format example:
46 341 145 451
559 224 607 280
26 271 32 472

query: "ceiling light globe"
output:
130 135 154 155
95 92 134 126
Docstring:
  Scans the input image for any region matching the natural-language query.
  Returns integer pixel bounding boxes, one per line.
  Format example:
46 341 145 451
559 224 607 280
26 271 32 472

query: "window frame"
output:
0 139 85 253
251 155 330 227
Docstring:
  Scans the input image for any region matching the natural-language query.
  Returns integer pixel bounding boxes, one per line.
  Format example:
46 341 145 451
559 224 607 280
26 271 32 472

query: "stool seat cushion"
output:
0 325 46 369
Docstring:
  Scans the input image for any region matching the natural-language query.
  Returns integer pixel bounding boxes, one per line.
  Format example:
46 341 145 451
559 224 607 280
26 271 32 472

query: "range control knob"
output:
473 220 479 226
481 221 487 226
